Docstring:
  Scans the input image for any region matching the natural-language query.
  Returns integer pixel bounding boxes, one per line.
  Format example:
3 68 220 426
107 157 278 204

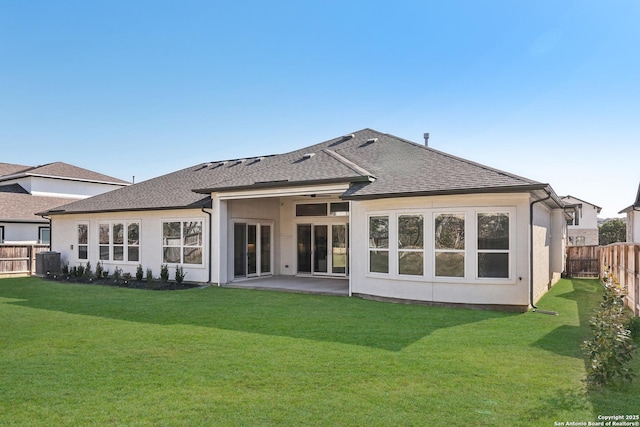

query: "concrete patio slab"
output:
221 275 349 296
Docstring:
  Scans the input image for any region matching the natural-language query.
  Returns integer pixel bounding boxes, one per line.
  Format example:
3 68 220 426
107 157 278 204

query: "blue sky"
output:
1 0 638 218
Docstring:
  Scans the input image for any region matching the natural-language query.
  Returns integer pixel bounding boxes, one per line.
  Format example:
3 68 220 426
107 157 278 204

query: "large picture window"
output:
398 215 423 275
368 216 389 273
98 222 140 262
162 220 203 264
434 213 465 277
477 213 510 278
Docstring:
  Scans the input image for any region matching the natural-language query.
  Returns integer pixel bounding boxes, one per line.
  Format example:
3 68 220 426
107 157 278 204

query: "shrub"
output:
62 262 69 275
175 266 186 284
113 267 123 281
160 264 169 283
136 264 144 281
76 265 85 277
583 270 637 387
95 261 104 279
146 268 153 282
84 262 92 278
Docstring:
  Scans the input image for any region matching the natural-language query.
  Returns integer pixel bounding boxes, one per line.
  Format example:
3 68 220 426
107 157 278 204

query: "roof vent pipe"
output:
423 133 430 146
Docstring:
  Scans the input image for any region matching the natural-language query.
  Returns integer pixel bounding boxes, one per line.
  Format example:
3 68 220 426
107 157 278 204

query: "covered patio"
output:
221 275 349 296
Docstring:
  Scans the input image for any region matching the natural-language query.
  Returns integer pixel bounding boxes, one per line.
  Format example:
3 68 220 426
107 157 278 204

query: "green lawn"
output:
1 277 638 426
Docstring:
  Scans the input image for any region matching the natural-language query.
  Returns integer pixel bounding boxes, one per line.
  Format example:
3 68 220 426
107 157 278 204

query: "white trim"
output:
216 183 350 200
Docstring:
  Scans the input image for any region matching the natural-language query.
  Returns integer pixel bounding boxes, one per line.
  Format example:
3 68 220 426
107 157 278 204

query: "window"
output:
477 213 510 278
162 220 203 264
296 202 350 217
330 202 350 216
0 226 4 243
39 227 51 245
99 222 140 262
575 236 585 246
398 215 423 275
434 213 465 277
78 223 88 260
296 203 328 217
368 216 389 273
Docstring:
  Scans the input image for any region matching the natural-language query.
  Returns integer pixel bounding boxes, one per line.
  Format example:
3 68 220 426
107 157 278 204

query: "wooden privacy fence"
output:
0 244 50 277
566 245 601 278
600 243 640 317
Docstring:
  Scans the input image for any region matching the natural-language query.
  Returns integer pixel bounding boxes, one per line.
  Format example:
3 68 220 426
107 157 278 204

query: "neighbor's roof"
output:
0 185 79 222
0 162 31 177
619 182 640 214
560 195 602 213
0 162 130 186
42 128 556 216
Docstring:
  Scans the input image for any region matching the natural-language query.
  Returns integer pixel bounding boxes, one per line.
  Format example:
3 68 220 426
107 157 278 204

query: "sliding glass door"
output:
297 223 348 276
234 222 272 278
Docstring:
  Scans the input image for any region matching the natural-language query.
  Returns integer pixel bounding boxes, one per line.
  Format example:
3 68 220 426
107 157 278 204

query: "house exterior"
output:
619 183 640 243
0 162 129 244
41 129 571 310
560 195 601 246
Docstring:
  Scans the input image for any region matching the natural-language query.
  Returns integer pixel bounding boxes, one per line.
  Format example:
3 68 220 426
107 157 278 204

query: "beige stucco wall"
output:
627 211 640 243
567 228 599 246
349 193 532 307
51 209 210 282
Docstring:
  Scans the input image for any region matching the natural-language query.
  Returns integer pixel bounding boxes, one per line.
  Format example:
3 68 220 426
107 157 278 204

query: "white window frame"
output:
433 212 466 279
397 213 425 276
77 222 89 260
476 211 512 281
367 215 390 275
161 219 204 265
97 221 141 263
364 207 516 284
0 225 4 243
39 227 51 245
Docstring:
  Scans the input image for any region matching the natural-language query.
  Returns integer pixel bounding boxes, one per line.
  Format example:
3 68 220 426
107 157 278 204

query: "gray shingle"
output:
43 129 546 215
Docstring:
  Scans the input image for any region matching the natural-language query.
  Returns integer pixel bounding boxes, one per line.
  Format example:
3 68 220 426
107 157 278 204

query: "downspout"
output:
202 206 213 284
529 192 551 311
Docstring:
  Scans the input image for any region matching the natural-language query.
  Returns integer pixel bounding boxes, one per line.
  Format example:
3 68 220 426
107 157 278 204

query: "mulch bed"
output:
44 273 200 290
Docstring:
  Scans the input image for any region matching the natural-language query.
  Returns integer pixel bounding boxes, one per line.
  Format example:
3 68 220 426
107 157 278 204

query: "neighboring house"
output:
0 162 129 244
619 183 640 243
41 129 572 310
560 195 601 246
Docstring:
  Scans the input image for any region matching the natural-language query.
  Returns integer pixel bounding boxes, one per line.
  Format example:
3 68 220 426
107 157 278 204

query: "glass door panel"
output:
260 225 271 274
297 224 312 273
314 225 328 273
247 224 257 275
332 224 347 274
234 223 246 277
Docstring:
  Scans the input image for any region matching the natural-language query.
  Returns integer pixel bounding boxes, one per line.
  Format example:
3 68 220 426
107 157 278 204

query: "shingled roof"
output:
0 190 77 222
42 128 552 216
0 162 130 185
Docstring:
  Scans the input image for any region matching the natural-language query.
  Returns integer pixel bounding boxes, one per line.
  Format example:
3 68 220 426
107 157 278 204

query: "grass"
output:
0 277 638 426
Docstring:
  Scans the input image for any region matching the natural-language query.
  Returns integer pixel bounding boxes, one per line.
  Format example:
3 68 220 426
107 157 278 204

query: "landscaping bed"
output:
43 273 200 290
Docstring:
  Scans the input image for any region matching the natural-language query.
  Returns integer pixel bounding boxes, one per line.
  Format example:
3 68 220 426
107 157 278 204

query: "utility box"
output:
35 252 61 276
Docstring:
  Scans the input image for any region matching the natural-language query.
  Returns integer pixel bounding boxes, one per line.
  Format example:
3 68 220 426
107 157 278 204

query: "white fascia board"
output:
215 183 351 200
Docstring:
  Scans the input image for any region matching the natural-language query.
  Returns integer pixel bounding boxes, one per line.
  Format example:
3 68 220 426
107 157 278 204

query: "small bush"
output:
146 268 153 282
160 264 169 283
62 262 69 275
175 266 186 284
76 265 85 277
583 270 637 387
136 264 144 281
113 267 123 281
95 261 104 279
84 262 92 278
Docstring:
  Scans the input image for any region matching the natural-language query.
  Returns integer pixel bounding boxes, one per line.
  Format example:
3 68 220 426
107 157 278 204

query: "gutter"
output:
201 206 213 284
